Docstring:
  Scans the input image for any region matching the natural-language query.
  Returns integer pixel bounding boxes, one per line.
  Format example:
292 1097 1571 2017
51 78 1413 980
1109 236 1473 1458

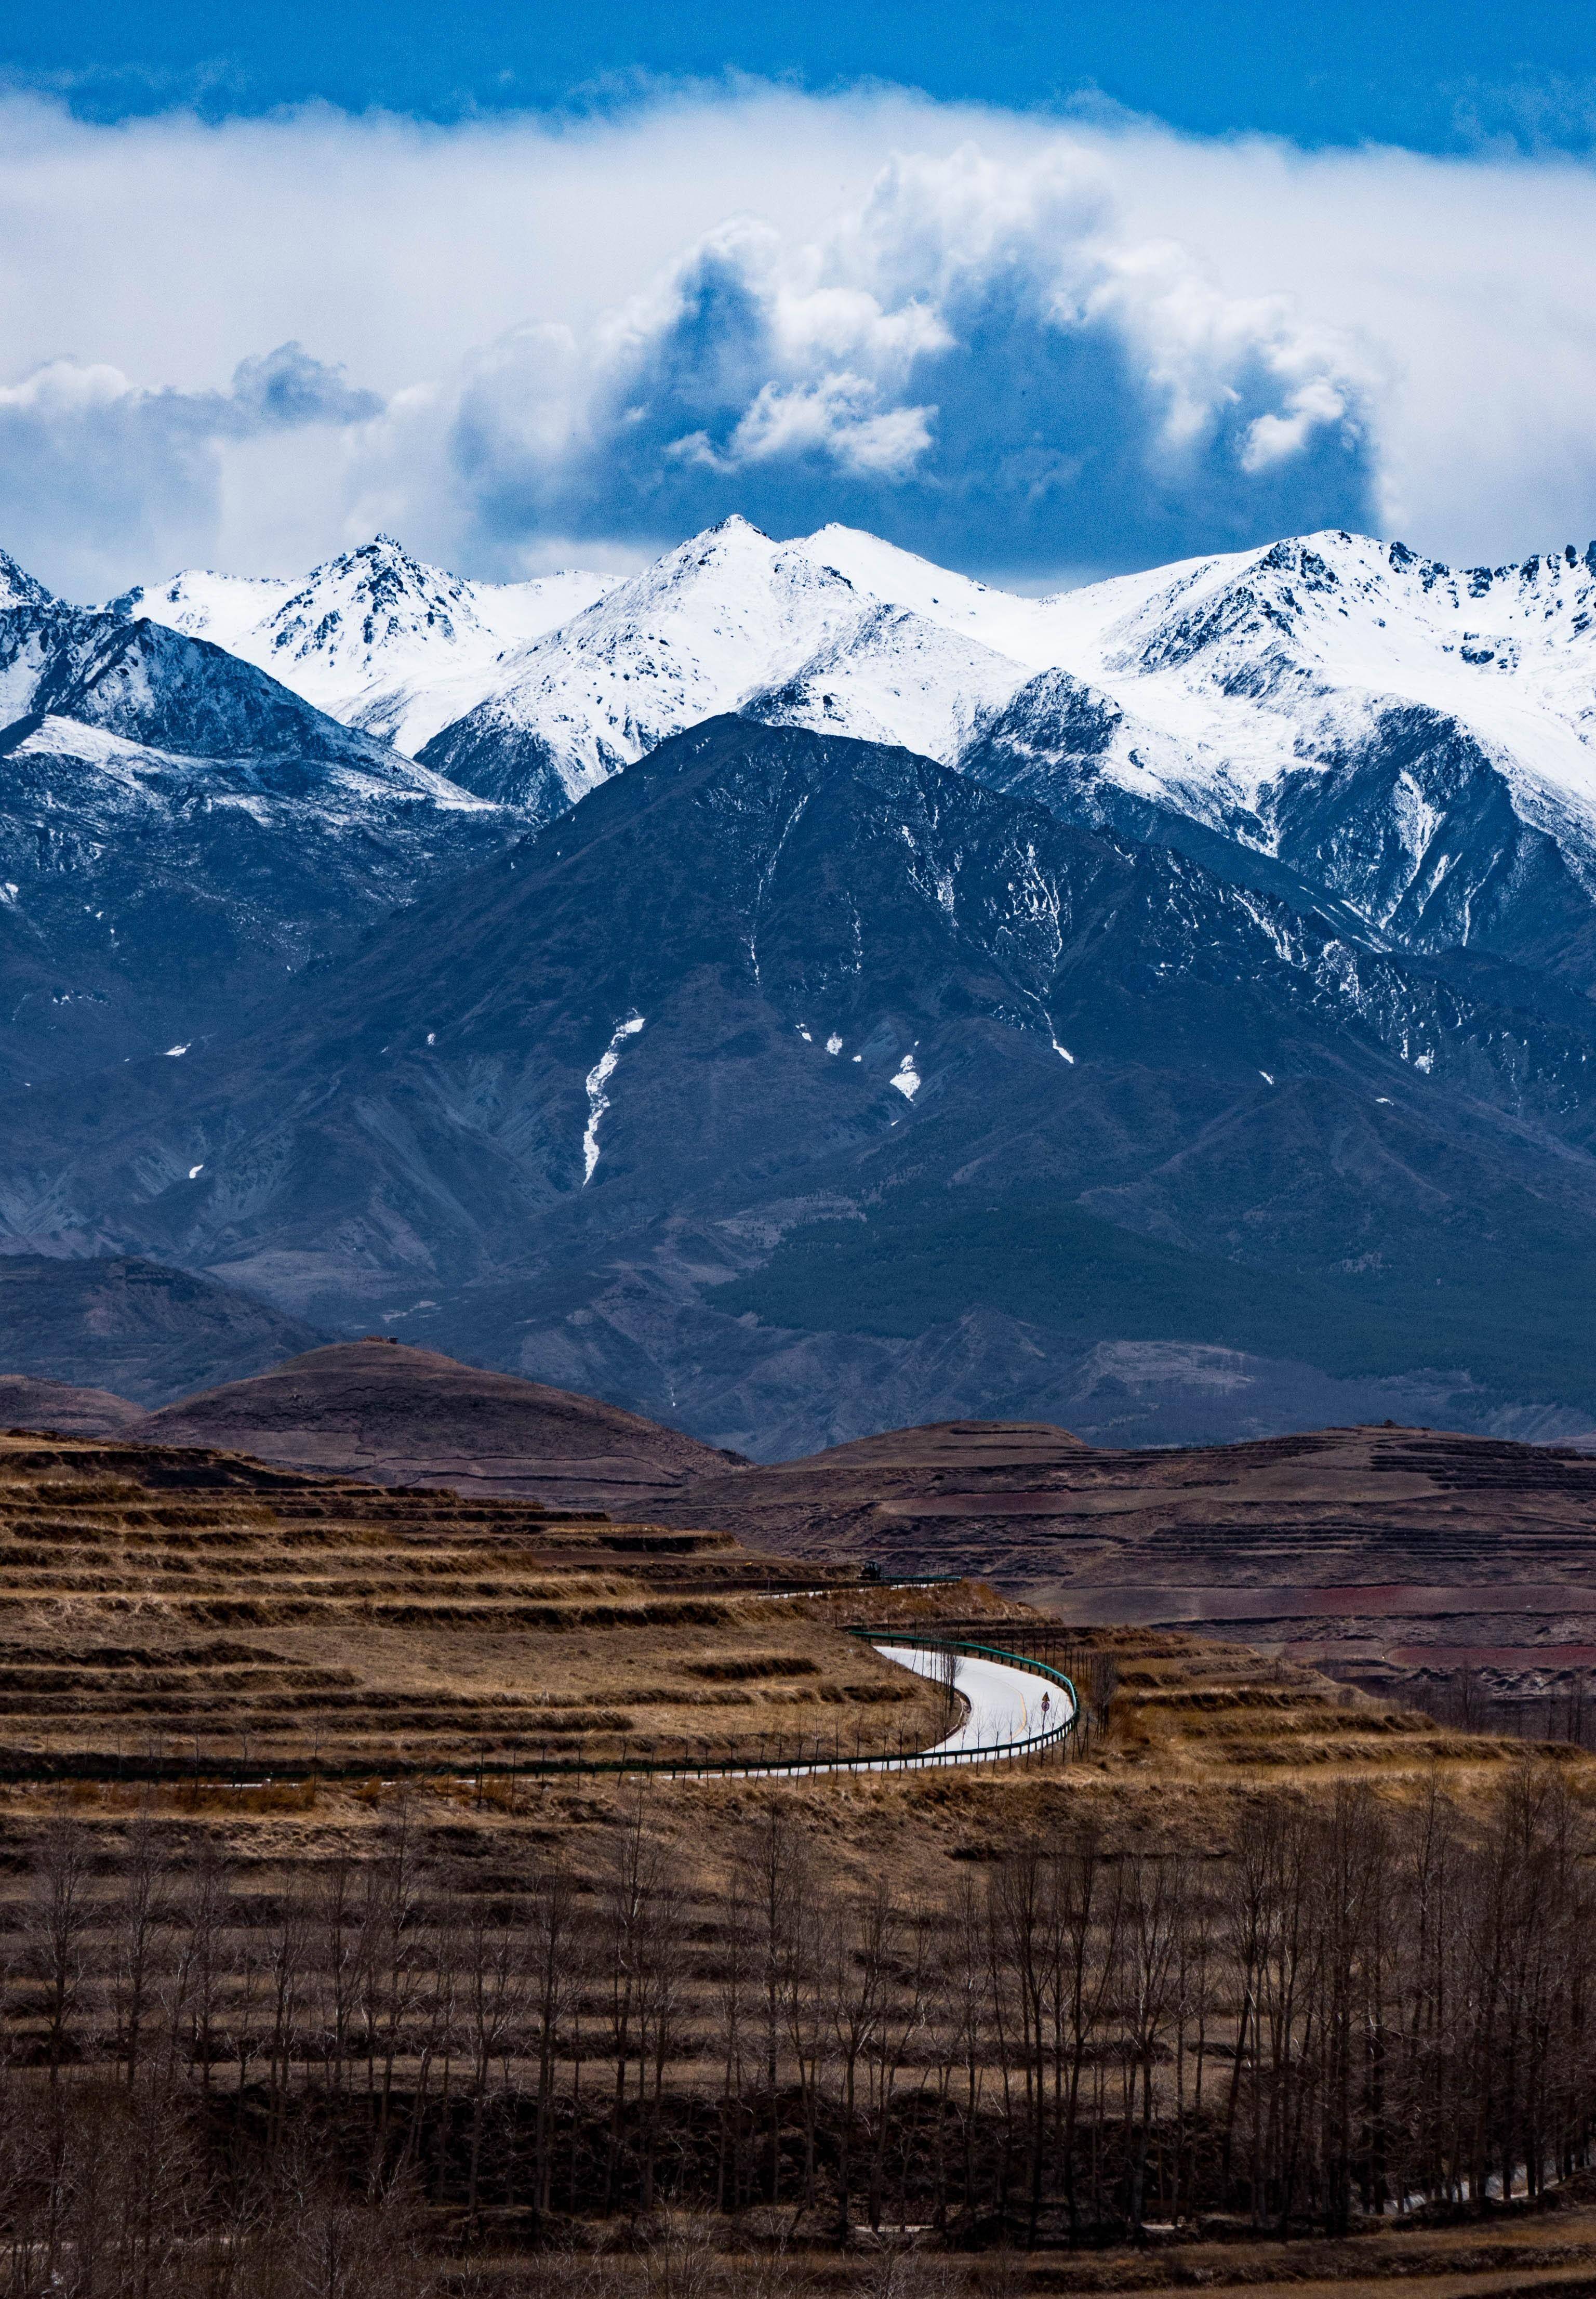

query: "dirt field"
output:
3 1425 1592 2291
443 2205 1596 2299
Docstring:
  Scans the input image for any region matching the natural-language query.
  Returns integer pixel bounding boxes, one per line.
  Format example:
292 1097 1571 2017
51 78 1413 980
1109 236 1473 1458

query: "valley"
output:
0 1395 1587 2284
21 1333 1596 1725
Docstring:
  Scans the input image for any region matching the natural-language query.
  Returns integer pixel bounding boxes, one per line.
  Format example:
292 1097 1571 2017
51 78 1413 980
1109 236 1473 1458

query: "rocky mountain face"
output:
0 573 520 1084
954 535 1596 997
118 537 619 757
12 516 1596 1444
9 711 1596 1447
0 1256 323 1406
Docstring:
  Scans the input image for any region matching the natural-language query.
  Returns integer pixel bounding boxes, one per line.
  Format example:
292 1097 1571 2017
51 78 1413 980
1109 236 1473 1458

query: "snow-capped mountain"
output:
822 526 1596 983
0 548 55 613
0 582 517 1082
116 537 620 757
116 514 1596 986
410 516 1596 984
15 716 1596 1448
418 516 1028 820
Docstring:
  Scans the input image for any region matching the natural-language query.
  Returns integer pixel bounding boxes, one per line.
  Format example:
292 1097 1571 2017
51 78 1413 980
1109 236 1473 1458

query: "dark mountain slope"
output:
0 1256 324 1406
0 1375 140 1437
9 716 1596 1436
0 588 518 1082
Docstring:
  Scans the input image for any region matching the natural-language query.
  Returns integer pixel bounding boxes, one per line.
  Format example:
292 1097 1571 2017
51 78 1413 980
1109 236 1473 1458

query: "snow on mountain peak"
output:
417 517 1036 815
263 535 491 674
0 549 55 613
92 511 1596 939
121 537 621 757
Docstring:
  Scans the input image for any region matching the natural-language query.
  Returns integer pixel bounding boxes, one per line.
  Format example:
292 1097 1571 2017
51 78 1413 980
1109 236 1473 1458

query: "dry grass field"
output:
3 1423 1595 2295
658 1422 1596 1721
446 2203 1596 2299
0 1430 954 1778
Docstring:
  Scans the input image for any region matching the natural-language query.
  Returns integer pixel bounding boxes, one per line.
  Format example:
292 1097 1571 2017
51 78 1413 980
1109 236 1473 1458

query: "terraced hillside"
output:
0 1430 946 1779
0 1417 1580 2276
662 1419 1596 1710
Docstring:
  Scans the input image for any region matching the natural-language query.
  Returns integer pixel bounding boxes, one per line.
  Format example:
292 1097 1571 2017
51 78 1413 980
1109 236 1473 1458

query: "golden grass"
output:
0 1433 949 1776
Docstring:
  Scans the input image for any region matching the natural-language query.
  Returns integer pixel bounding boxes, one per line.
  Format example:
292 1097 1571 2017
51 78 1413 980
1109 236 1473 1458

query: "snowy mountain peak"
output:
1096 526 1596 687
263 534 492 675
111 567 293 654
88 512 1596 983
699 513 773 544
0 549 55 613
122 536 621 757
418 517 1032 815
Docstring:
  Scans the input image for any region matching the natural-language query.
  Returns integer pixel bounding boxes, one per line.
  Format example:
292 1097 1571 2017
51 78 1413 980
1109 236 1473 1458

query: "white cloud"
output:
0 338 380 597
445 139 1372 570
0 84 1591 593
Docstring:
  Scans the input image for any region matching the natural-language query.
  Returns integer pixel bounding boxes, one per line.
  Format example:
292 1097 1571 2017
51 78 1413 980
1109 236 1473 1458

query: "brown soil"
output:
128 1337 740 1511
0 1373 141 1436
0 1428 948 1777
448 2209 1596 2298
660 1420 1596 1706
447 2210 1596 2299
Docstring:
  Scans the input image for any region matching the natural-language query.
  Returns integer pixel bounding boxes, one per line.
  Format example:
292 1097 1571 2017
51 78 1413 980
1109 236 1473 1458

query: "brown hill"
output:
0 1373 141 1437
129 1337 744 1511
0 1424 937 1778
661 1418 1596 1713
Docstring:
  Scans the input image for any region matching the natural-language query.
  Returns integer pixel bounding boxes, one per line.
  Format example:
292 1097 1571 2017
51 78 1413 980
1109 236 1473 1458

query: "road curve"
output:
875 1642 1070 1761
664 1639 1075 1780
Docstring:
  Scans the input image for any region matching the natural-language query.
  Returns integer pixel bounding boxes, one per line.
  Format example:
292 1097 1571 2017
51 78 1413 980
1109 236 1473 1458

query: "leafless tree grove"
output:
2 1764 1595 2288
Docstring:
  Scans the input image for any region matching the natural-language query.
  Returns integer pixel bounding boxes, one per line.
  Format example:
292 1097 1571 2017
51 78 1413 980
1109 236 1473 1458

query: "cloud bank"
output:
454 144 1371 572
1 85 1593 594
0 345 380 586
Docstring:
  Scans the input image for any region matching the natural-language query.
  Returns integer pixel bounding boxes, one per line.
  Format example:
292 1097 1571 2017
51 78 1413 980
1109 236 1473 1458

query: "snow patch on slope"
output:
582 1013 646 1185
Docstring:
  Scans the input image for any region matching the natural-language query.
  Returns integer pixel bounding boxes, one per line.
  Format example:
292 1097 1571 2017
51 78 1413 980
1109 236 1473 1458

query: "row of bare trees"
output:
1405 1667 1596 1749
2 1761 1594 2289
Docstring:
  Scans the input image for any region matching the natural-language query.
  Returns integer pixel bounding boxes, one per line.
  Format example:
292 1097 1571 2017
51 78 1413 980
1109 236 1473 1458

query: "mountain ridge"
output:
117 535 620 757
0 578 522 1082
125 517 1596 997
9 714 1596 1449
9 514 1596 1445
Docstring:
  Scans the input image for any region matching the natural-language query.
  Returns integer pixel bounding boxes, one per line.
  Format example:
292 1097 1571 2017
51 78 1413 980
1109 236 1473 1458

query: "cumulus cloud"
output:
450 146 1373 569
226 342 383 430
0 342 383 599
0 85 1593 592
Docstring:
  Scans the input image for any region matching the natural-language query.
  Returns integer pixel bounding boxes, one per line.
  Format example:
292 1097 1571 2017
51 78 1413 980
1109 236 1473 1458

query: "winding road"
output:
666 1639 1076 1780
875 1643 1070 1761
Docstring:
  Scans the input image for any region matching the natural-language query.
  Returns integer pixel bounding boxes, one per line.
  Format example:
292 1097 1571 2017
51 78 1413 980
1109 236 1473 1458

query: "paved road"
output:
874 1642 1071 1761
667 1641 1074 1779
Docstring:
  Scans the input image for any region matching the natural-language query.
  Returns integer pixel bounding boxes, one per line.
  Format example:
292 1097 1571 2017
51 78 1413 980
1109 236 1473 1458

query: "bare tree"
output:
25 1813 94 2087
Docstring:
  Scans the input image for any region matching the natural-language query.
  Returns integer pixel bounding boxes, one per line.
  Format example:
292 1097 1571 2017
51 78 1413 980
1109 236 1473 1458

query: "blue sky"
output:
4 5 1596 597
19 0 1596 152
